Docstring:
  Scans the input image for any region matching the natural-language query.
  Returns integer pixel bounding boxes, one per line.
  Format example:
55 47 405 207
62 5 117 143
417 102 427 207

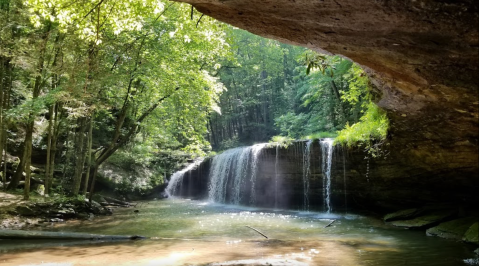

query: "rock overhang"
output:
174 0 478 178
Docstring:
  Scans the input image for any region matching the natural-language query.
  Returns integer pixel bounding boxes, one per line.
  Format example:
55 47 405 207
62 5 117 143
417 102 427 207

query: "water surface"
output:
0 199 477 266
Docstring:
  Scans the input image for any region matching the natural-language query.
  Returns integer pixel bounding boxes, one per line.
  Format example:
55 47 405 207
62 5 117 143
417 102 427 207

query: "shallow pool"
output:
0 199 477 266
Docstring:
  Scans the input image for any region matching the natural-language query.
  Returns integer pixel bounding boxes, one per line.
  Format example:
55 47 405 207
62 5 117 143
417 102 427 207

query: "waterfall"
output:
231 148 252 204
320 138 334 213
208 144 266 204
208 147 242 203
165 159 204 197
302 140 312 211
275 144 280 209
342 147 348 213
248 143 267 205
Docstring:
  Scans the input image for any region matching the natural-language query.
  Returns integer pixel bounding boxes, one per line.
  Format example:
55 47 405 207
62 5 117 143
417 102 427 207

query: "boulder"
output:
15 206 37 216
384 208 423 222
389 209 456 229
92 194 108 205
426 217 477 240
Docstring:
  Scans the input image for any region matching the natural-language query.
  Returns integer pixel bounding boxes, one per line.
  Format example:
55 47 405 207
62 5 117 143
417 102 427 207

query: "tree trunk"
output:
1 58 12 190
82 116 93 195
71 117 87 195
47 104 61 194
23 120 33 200
0 229 144 240
329 80 347 125
88 164 99 204
0 58 4 181
8 146 26 190
10 23 51 198
44 104 54 195
2 139 6 191
61 128 72 190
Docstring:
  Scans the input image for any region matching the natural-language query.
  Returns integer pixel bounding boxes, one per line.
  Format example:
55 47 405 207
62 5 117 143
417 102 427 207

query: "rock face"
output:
174 0 479 198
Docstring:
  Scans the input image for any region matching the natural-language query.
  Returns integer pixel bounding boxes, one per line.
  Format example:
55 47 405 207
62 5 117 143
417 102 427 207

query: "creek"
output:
0 198 477 266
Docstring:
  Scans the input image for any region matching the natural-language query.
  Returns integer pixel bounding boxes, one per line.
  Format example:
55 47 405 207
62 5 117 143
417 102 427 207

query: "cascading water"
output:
342 147 348 213
249 144 267 205
274 144 280 209
165 159 204 197
302 140 312 211
208 143 267 205
208 147 242 203
320 138 334 213
231 148 252 204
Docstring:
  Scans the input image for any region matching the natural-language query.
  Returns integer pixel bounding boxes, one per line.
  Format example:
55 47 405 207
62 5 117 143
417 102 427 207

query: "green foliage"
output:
219 136 241 151
268 135 294 148
303 51 330 75
335 102 389 156
274 112 309 139
1 0 234 197
210 29 307 147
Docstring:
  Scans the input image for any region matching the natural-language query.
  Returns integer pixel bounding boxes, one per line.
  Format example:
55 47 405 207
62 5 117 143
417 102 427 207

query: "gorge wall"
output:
173 0 479 200
170 141 478 212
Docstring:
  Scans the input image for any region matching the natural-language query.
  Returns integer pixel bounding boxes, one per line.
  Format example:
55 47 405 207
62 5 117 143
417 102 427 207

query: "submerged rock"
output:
426 217 477 240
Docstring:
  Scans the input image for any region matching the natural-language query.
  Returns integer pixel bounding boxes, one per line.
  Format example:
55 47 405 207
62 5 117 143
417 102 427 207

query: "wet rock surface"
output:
0 197 116 230
8 199 113 220
426 217 478 240
464 222 479 245
383 208 424 222
382 206 479 245
388 209 457 229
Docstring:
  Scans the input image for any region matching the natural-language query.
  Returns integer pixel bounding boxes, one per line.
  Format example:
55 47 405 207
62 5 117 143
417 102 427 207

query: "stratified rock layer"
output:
174 0 479 192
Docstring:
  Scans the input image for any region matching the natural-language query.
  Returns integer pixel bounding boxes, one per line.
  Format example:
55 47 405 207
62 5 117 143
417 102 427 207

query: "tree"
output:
1 0 230 198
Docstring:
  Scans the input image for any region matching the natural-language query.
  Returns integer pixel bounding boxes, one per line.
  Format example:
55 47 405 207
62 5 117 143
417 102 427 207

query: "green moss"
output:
463 222 479 244
426 217 477 240
389 210 456 228
384 208 422 222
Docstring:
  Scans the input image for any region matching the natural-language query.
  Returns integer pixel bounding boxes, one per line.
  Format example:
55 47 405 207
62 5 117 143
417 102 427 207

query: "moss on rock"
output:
389 209 456 229
384 208 423 222
463 222 479 245
426 217 477 240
